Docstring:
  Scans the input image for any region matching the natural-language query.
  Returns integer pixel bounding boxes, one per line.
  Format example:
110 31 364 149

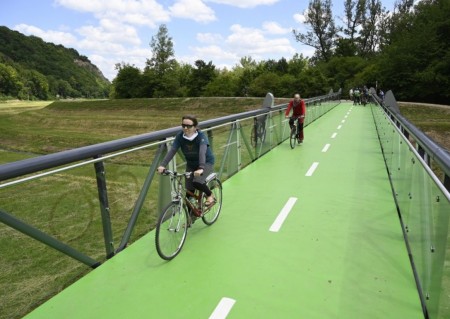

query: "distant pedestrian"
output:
353 88 361 105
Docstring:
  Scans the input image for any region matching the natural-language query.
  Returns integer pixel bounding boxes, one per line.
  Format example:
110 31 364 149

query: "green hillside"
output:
0 26 110 100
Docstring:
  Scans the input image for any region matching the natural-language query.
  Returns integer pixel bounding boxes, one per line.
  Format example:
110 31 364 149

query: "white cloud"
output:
184 22 297 71
262 21 290 35
293 13 306 24
207 0 280 9
56 0 170 27
226 24 294 56
187 45 238 61
169 0 216 22
77 20 141 46
196 33 224 44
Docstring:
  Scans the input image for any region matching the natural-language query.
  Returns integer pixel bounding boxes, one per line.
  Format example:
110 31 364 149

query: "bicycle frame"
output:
165 171 202 217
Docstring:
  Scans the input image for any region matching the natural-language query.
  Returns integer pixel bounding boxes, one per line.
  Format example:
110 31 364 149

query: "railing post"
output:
157 142 174 218
93 157 115 259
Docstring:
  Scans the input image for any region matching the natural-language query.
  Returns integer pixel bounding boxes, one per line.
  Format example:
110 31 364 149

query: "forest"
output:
0 27 110 100
1 0 449 103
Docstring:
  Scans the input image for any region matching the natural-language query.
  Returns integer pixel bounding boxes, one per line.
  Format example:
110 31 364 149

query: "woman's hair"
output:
182 115 198 127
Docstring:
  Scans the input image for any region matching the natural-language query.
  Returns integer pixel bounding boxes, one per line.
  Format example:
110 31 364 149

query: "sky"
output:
1 0 398 82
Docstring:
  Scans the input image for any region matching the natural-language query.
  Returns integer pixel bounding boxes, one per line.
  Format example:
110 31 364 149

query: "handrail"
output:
372 89 450 190
0 94 338 183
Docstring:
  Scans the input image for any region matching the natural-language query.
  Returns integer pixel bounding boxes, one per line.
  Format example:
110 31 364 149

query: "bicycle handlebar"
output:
161 169 192 177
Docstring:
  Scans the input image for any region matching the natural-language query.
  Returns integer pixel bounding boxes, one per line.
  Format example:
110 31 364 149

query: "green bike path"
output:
25 102 424 319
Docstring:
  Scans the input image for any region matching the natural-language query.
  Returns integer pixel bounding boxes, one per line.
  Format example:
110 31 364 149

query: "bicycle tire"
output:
201 178 223 225
289 127 297 149
155 202 189 260
259 126 266 144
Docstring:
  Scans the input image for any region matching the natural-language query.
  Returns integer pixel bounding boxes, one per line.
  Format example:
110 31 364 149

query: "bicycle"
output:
155 170 223 260
289 116 300 149
250 117 266 148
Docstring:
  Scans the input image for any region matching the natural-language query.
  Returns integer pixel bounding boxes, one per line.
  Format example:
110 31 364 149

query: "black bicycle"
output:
155 170 223 260
250 117 266 148
289 116 300 149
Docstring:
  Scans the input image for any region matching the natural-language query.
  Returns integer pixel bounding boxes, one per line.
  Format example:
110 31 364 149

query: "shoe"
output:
297 138 303 144
204 197 217 207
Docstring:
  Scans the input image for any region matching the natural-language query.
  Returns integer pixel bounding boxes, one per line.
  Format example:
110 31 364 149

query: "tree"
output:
377 0 450 103
341 0 385 57
204 70 239 97
146 24 176 77
297 67 331 97
248 72 281 97
342 0 366 41
287 53 308 76
112 63 144 98
358 0 383 56
293 0 339 62
233 56 259 96
320 56 368 92
188 60 217 96
22 69 49 100
0 63 22 97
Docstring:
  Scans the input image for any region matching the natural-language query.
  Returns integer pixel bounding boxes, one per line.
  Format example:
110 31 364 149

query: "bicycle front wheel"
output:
202 178 223 225
289 127 297 149
155 202 189 260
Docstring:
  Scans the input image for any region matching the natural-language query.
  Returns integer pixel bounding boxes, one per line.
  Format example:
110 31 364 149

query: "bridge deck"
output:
24 102 424 318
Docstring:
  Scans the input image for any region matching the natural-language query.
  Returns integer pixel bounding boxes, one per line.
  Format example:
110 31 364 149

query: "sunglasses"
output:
181 124 194 129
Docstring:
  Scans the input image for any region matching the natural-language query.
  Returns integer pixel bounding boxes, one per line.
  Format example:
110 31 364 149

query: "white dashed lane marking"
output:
209 298 236 319
306 162 319 176
322 144 330 152
269 197 298 232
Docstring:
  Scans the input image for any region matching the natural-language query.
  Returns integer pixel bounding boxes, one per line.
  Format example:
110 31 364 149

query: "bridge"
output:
0 92 449 318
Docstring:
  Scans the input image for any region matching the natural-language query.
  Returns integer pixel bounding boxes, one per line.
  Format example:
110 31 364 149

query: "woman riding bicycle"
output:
157 115 216 206
285 93 306 143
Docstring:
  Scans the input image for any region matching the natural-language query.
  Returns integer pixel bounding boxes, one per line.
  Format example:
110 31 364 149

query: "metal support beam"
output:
0 209 100 268
94 157 115 259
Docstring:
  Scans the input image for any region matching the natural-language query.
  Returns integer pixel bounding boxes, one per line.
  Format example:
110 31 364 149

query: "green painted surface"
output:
24 103 424 318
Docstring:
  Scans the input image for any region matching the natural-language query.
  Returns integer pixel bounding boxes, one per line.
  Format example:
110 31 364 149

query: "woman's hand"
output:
194 169 204 177
157 166 166 174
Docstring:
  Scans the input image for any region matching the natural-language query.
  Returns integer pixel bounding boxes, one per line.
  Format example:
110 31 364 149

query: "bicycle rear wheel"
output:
155 202 188 260
201 178 223 225
289 127 297 149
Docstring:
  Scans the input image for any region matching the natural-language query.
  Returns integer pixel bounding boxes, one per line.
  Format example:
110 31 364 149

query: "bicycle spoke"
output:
202 179 222 225
155 202 188 260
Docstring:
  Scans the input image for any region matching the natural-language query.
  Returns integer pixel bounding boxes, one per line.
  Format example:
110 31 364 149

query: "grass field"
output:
398 102 450 151
0 98 448 319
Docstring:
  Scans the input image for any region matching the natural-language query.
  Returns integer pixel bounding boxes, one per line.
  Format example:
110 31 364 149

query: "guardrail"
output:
371 89 450 319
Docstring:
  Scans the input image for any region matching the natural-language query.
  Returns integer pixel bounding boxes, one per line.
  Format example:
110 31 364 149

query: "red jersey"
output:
285 99 306 122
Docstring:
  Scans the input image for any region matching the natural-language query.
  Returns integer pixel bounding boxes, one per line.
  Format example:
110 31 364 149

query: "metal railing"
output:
371 89 450 319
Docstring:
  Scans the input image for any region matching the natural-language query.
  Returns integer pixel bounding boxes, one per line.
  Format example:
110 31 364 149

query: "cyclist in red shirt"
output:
285 93 306 143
